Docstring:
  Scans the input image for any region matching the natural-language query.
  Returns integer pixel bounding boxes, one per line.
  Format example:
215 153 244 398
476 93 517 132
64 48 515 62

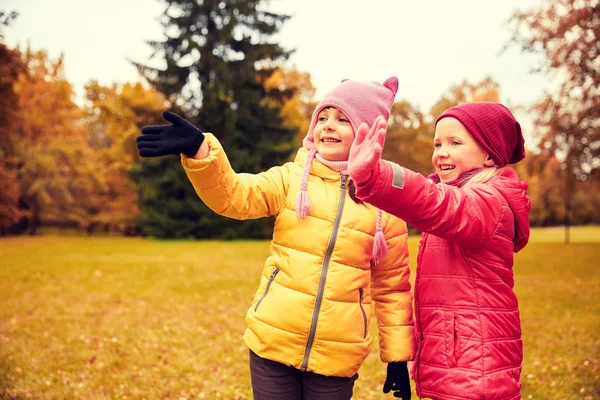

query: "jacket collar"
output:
293 147 344 181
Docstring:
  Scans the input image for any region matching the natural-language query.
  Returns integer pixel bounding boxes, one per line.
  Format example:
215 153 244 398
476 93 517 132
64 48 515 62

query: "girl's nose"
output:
435 148 449 158
323 118 334 131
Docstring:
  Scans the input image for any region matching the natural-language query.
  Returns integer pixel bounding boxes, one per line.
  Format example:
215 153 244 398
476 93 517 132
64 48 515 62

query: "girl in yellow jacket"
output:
137 77 415 400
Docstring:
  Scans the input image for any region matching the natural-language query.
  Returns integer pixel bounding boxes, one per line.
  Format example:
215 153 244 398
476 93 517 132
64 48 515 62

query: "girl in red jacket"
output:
347 102 531 400
137 78 416 400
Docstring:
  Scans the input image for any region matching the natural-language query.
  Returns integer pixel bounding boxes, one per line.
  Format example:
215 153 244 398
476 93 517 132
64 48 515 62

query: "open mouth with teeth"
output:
439 165 455 173
321 138 341 144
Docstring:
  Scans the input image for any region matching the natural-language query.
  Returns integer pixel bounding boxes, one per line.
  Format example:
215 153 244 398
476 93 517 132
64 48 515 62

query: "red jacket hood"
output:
493 167 531 252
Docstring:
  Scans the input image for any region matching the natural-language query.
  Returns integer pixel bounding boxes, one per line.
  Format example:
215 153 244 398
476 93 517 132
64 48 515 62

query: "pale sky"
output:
4 0 549 139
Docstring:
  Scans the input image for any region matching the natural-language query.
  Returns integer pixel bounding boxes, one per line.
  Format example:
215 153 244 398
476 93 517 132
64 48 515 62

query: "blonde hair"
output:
460 166 498 187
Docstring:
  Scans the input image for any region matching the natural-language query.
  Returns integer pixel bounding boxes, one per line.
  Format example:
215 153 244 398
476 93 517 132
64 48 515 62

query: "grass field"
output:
1 226 599 399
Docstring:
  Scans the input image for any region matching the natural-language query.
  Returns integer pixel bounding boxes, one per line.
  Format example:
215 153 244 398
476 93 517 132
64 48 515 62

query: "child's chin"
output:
438 172 456 182
319 149 348 161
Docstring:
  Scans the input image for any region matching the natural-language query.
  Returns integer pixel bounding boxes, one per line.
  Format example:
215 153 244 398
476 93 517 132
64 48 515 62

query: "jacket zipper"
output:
301 174 348 371
359 288 367 338
414 233 428 393
254 268 280 312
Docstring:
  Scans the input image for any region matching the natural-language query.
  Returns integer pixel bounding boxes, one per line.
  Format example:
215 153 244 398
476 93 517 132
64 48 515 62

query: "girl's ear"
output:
484 155 495 167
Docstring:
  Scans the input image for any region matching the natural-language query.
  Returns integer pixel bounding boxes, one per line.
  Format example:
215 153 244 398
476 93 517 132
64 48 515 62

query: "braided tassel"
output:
296 149 317 219
372 209 388 265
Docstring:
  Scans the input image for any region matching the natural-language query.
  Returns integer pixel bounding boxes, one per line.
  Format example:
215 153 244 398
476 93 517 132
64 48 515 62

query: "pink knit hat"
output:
435 102 526 168
296 77 399 265
302 76 399 150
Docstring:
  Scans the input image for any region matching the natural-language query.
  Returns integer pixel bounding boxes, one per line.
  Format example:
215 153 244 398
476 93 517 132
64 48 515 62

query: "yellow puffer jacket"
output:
182 133 415 377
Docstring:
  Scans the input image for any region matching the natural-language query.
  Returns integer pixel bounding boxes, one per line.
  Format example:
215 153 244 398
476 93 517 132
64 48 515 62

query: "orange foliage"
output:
84 81 168 233
429 77 501 120
264 67 316 146
0 42 27 232
8 48 93 233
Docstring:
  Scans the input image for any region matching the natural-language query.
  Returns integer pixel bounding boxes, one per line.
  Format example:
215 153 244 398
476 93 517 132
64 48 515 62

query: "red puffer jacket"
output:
356 163 531 400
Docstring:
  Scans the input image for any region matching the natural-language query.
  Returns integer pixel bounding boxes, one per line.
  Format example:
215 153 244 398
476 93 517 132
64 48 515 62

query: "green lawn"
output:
0 226 598 399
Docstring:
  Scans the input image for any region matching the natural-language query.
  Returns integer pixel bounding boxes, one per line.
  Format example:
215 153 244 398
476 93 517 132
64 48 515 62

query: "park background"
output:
0 0 598 398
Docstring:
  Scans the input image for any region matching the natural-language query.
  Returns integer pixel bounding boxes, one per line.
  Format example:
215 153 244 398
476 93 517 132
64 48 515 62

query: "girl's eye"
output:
318 116 327 122
452 141 461 146
339 118 349 123
433 143 441 148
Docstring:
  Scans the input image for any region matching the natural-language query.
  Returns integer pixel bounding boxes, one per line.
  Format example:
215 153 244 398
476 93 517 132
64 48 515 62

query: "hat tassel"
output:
372 210 388 264
296 149 317 219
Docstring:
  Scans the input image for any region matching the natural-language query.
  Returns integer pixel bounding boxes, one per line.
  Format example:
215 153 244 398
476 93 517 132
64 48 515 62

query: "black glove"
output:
383 361 411 399
137 111 205 158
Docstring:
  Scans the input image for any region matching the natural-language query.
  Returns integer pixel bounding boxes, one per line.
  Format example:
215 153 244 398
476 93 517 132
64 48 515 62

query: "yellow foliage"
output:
84 81 168 233
429 77 501 120
264 67 315 145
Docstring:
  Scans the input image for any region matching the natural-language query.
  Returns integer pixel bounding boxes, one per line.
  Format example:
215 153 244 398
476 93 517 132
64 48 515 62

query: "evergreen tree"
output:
133 0 297 239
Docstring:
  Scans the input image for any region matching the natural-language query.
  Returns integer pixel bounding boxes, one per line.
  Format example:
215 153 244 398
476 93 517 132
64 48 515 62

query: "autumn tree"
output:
384 100 432 176
133 0 297 239
10 48 94 234
0 162 24 234
393 77 501 174
0 10 28 234
570 176 600 224
515 150 600 226
508 0 600 242
382 78 503 181
429 77 501 120
514 151 565 225
84 81 167 234
264 67 316 149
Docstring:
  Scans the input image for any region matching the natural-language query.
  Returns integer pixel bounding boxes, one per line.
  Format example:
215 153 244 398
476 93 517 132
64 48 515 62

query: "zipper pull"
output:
340 174 348 189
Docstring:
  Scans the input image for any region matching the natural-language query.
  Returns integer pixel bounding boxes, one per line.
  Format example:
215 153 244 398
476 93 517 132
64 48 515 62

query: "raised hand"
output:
137 111 205 158
348 115 387 186
383 361 411 400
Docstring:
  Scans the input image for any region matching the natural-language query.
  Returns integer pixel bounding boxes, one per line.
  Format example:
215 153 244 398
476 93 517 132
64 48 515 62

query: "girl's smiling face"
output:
312 107 354 161
432 117 493 183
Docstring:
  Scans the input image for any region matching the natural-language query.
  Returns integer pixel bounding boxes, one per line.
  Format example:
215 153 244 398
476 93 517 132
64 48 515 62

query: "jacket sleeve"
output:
181 133 289 220
357 160 504 248
370 213 416 363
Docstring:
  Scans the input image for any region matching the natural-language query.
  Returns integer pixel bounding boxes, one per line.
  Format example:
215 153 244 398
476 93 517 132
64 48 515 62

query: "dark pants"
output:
249 350 358 400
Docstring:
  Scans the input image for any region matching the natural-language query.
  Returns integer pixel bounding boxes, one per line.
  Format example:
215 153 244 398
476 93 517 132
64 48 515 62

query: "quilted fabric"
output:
181 133 416 377
356 162 531 399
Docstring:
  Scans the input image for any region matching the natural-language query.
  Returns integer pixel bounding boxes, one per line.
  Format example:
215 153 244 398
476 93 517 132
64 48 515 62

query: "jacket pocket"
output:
358 288 367 338
254 268 280 312
444 312 463 366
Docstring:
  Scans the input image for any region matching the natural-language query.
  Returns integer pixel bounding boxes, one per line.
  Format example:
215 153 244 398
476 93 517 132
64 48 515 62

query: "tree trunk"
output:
564 190 570 244
564 162 574 245
28 213 39 235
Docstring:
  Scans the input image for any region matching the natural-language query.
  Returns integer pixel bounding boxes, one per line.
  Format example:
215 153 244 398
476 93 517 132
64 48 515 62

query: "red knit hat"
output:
435 102 526 167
